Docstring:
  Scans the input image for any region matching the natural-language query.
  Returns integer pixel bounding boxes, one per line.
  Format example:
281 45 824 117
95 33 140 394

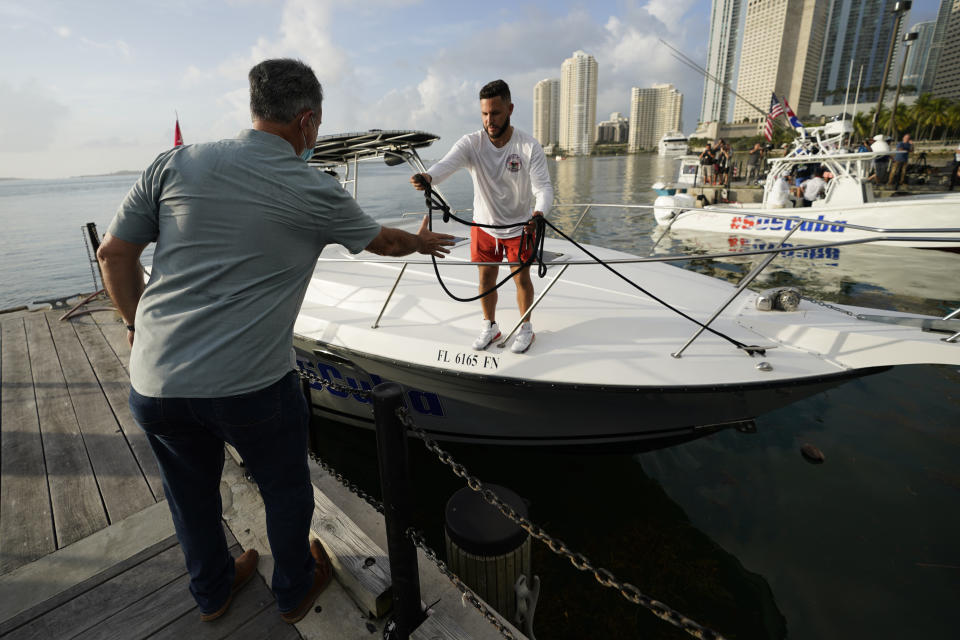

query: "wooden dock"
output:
0 308 298 638
0 305 523 640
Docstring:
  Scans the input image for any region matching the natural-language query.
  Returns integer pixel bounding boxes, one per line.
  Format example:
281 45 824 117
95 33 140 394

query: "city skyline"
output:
0 0 942 178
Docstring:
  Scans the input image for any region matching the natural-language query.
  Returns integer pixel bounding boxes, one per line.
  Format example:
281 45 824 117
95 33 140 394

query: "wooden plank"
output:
70 571 197 640
311 484 392 618
23 313 107 548
147 561 279 640
227 445 391 618
0 318 55 574
0 499 175 625
47 312 155 522
71 315 162 499
0 541 185 640
228 608 303 640
90 310 129 372
411 610 473 640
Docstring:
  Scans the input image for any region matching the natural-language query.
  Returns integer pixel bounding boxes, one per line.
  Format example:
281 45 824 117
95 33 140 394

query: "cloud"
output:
0 80 67 152
644 0 697 32
80 37 133 58
55 25 70 38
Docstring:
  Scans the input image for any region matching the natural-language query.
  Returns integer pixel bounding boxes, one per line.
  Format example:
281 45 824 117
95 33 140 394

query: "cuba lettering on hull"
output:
727 236 840 264
296 357 446 417
729 214 847 233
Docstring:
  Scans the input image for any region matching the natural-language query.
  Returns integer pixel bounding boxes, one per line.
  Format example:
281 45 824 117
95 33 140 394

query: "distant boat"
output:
658 131 688 156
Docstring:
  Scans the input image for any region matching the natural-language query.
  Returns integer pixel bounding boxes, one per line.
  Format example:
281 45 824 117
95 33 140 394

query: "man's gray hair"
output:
248 58 323 123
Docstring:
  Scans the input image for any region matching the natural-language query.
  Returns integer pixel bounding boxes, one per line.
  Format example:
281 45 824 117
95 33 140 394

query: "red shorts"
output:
471 227 535 264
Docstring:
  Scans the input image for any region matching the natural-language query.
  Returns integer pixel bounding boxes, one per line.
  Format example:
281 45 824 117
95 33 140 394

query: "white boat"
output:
292 130 960 446
652 120 960 249
658 131 688 156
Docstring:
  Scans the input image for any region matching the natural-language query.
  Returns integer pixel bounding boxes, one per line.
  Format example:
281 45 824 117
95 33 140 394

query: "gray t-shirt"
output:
108 129 381 398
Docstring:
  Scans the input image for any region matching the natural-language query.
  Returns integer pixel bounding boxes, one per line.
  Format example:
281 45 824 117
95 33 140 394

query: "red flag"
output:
174 119 184 146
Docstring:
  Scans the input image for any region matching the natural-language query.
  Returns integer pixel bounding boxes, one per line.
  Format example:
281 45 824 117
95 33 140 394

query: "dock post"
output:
373 383 425 638
444 485 532 623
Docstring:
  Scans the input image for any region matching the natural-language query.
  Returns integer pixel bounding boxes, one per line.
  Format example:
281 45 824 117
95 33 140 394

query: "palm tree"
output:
853 111 872 140
908 93 935 140
944 101 960 141
888 103 913 139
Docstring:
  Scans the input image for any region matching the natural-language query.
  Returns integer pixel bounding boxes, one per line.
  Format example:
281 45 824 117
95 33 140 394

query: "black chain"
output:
801 295 863 319
396 407 728 640
296 368 384 513
296 367 725 638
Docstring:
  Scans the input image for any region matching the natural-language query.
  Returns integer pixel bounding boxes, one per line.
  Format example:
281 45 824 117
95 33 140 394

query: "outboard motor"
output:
653 192 696 225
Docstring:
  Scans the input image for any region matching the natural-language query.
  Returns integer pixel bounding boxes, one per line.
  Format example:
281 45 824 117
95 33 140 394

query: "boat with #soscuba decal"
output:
292 130 960 446
652 119 960 249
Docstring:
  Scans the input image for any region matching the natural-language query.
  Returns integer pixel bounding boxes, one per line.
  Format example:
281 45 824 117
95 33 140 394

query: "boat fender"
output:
756 287 801 312
653 193 695 225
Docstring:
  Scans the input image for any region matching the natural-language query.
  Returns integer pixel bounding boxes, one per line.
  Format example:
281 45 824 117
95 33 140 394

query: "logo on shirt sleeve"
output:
506 154 522 173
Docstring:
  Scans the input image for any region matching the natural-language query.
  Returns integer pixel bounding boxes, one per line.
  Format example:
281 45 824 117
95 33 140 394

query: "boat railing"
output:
322 202 960 350
310 137 958 353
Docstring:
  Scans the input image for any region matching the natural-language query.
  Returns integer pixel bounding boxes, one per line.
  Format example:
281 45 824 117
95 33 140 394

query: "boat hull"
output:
293 336 882 445
654 181 960 248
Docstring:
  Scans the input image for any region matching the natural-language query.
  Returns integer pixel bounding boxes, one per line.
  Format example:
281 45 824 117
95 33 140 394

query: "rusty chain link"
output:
396 406 728 640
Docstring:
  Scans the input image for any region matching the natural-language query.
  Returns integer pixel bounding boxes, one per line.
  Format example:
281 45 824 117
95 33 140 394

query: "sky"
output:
0 0 942 179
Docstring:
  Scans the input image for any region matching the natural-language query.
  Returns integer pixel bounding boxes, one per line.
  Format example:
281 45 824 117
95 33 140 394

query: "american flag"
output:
764 93 783 141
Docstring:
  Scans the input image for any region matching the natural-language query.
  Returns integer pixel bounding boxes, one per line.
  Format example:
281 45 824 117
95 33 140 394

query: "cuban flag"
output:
764 93 784 141
782 99 804 131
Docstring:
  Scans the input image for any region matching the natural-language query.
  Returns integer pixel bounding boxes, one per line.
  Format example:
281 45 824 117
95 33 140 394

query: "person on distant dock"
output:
698 143 716 186
410 79 553 354
887 133 913 189
745 142 764 184
97 58 453 625
949 142 960 191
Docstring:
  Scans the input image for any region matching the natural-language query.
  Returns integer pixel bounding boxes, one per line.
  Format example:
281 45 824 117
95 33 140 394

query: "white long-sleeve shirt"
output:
427 128 553 239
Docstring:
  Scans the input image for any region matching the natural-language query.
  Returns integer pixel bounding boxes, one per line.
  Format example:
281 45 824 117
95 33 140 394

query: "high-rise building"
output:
903 21 936 94
533 78 560 148
596 112 629 144
701 0 743 125
559 50 598 155
628 84 683 152
733 0 828 122
933 0 960 100
926 0 958 96
815 0 906 107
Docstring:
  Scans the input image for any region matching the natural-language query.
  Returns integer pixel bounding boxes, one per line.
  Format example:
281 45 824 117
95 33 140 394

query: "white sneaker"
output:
510 322 535 354
472 320 501 350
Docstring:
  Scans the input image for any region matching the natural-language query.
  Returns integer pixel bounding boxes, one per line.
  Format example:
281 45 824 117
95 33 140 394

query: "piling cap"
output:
445 485 528 556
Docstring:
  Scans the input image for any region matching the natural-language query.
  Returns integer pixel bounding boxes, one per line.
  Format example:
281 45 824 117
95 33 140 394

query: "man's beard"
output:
487 116 510 141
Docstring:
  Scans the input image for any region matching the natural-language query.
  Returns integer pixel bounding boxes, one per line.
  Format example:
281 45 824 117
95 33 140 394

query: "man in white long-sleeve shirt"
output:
411 79 553 353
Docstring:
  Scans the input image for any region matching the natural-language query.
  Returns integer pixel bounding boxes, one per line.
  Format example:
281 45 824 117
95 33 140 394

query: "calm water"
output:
1 154 957 638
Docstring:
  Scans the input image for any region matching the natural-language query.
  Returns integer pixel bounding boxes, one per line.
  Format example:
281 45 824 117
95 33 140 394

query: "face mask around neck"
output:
300 116 315 162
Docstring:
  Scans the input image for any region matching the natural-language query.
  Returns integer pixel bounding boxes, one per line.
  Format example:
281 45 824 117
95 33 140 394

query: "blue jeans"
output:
129 371 315 614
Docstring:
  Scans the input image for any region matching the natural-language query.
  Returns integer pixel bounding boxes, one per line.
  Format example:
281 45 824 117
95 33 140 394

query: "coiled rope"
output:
414 175 757 353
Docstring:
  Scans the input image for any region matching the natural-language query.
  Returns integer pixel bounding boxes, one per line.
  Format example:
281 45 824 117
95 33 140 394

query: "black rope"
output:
417 174 546 303
414 175 755 353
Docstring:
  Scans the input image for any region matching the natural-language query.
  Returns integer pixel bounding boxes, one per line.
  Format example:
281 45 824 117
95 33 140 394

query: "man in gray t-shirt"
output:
97 58 452 624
